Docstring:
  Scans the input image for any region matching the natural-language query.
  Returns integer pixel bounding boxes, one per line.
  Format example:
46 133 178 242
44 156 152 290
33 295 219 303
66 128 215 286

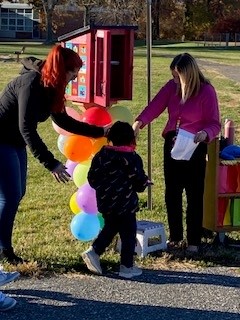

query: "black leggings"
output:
164 131 207 246
93 212 137 268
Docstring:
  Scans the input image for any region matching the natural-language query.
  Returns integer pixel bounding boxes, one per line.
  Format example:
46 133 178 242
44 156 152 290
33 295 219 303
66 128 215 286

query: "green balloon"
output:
108 105 133 124
97 213 105 229
72 161 91 188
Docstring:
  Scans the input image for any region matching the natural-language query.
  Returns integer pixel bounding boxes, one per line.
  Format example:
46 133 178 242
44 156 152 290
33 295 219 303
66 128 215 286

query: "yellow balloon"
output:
92 137 108 155
69 192 81 214
73 161 91 188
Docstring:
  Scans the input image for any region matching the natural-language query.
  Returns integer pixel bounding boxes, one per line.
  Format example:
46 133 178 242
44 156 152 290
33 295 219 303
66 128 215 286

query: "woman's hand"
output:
51 163 71 183
194 130 208 143
132 121 143 137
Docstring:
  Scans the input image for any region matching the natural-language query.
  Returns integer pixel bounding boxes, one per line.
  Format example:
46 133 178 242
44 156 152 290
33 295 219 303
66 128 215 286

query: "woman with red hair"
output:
0 45 107 264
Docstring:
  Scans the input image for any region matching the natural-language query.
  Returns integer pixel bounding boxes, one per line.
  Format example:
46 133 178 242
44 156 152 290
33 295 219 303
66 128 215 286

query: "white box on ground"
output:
116 220 167 257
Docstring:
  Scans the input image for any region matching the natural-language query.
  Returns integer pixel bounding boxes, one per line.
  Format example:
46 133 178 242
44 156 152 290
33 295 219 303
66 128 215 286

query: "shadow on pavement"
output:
1 287 239 320
106 268 240 288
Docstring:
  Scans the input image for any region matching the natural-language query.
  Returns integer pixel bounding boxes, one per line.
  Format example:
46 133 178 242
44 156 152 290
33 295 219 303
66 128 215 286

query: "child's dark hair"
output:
107 121 136 146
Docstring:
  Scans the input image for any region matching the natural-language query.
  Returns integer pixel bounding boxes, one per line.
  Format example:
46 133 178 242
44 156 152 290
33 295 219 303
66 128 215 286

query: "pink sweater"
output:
136 79 221 142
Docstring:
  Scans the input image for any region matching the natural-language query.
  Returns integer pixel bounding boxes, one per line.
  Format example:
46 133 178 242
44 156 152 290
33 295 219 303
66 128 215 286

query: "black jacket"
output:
0 57 104 171
88 146 149 216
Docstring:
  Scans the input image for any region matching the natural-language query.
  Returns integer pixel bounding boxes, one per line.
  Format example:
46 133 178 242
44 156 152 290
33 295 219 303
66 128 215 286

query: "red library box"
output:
58 25 137 108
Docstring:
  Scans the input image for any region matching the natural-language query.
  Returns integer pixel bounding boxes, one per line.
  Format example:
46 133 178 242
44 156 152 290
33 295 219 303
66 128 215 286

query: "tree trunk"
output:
183 0 192 39
152 0 160 40
46 9 54 43
42 0 57 44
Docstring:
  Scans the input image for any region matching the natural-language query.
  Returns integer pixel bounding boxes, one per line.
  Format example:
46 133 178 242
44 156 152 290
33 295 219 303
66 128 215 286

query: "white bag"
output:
171 128 199 160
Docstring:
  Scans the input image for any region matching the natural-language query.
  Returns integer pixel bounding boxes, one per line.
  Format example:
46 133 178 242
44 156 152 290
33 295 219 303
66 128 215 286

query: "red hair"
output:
41 45 82 113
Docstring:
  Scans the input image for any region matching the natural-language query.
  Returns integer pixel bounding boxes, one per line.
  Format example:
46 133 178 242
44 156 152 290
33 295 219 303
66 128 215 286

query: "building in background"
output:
0 1 85 40
0 1 41 39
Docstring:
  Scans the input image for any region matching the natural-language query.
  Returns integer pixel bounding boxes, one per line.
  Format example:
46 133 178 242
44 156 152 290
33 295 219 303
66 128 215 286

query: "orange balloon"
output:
92 137 108 155
64 135 93 162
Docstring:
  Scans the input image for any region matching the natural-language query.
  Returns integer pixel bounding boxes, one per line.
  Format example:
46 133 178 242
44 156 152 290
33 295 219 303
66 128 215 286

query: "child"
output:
82 121 150 279
0 268 20 311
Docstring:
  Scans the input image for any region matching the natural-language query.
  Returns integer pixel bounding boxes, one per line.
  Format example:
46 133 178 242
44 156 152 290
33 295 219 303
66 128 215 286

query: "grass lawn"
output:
1 41 240 275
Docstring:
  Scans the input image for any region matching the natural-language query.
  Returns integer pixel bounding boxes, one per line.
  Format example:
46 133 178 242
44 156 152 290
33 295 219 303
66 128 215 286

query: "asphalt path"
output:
1 266 240 320
197 59 240 83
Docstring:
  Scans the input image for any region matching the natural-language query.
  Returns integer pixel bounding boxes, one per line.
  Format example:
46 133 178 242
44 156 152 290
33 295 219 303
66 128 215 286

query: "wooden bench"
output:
195 41 218 47
14 46 26 62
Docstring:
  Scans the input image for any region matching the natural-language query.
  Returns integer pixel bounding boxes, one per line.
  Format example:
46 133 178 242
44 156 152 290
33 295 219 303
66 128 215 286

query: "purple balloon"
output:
76 183 98 214
65 159 78 177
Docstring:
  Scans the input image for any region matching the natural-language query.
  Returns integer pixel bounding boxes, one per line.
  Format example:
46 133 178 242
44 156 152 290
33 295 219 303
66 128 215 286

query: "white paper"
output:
171 128 199 160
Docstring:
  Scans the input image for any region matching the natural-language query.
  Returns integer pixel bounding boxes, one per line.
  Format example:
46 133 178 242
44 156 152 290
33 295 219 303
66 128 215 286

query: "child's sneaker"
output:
0 293 17 311
0 271 20 286
119 265 142 279
81 247 102 275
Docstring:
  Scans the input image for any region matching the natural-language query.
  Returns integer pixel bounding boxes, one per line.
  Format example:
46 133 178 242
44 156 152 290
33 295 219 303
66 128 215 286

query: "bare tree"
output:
75 0 145 26
42 0 59 42
29 0 64 42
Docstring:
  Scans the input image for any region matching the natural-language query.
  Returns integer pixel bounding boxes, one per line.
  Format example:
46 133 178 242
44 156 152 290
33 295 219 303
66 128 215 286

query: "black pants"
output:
164 132 207 246
92 212 137 268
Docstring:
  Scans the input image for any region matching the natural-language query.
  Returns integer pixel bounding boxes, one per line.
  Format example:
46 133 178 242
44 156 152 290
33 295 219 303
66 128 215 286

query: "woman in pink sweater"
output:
133 53 221 254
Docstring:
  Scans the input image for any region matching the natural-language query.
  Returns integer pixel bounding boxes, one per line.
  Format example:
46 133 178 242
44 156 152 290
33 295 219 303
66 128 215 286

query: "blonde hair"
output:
170 53 210 103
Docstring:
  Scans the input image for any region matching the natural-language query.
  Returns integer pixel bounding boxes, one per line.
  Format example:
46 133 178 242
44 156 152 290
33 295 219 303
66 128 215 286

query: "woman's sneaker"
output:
166 240 186 251
0 294 17 311
119 265 142 279
0 271 20 286
81 247 102 275
186 245 198 252
185 245 199 258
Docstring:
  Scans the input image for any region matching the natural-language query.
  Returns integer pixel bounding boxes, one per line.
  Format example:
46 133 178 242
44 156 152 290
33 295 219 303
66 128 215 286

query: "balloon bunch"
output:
53 104 133 242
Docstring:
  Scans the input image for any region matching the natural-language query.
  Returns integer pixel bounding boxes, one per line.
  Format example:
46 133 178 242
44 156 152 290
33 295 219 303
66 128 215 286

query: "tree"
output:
152 0 161 40
207 0 240 18
29 0 143 41
74 0 102 25
29 0 64 43
182 0 213 40
157 0 185 40
79 0 144 26
208 0 240 35
212 17 240 34
181 0 240 39
42 0 59 42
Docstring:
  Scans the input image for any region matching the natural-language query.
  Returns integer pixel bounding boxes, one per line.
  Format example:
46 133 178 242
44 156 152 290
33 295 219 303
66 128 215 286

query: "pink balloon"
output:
52 121 71 136
52 107 82 136
66 107 82 121
76 183 98 214
65 159 78 177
